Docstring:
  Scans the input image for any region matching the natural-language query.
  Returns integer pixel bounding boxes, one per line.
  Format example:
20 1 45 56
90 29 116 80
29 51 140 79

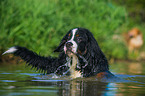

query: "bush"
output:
0 0 128 59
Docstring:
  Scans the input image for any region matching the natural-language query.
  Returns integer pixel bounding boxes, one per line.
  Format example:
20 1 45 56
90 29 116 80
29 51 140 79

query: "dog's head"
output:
54 28 91 56
54 28 109 77
128 28 142 38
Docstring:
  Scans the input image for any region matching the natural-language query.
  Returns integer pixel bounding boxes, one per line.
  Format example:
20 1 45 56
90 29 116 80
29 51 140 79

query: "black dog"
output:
3 28 115 79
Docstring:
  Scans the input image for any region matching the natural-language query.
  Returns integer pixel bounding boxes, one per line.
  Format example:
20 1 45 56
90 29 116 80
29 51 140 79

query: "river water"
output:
0 61 145 96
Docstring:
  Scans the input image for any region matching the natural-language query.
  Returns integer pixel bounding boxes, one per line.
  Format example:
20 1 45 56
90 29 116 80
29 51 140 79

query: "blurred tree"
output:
113 0 145 23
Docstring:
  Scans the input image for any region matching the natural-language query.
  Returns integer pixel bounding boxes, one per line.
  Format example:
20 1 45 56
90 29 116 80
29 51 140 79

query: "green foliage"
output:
113 0 145 23
0 0 128 58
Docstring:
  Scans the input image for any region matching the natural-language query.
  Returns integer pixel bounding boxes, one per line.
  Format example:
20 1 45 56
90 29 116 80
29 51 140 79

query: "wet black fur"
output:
11 28 113 77
13 46 68 75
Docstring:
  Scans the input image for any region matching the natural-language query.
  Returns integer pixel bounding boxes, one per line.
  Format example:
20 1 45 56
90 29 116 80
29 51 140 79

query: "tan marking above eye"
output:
69 33 71 36
76 34 79 37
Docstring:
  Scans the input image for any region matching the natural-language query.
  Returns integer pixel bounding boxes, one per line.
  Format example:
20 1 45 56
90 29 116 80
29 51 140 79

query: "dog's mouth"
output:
54 48 88 78
66 49 74 56
65 49 88 69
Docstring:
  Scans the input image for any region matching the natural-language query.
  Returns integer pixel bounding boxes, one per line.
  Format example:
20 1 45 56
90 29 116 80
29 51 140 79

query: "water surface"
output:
0 62 145 96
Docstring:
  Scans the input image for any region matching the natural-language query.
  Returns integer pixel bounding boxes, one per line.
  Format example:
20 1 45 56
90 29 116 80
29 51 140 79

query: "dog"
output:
125 28 143 53
2 28 115 79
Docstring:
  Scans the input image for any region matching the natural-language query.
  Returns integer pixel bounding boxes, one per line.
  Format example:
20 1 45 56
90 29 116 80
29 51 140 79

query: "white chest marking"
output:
130 35 143 47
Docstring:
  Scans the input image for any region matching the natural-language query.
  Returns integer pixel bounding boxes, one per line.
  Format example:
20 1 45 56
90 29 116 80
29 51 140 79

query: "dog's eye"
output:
77 37 83 42
67 34 71 40
67 36 71 40
69 33 71 37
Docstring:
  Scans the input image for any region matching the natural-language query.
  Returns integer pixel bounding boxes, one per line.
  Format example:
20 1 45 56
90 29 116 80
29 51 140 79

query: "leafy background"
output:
0 0 145 60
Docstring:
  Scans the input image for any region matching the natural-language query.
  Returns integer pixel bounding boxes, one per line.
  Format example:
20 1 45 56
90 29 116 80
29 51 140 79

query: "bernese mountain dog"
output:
3 28 115 79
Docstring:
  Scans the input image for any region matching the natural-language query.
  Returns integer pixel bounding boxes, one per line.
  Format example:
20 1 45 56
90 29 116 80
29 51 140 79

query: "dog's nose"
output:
66 42 73 48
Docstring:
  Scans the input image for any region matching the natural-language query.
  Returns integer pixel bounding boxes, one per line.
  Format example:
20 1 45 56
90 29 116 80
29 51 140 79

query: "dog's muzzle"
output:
66 42 73 51
65 42 73 55
64 41 77 56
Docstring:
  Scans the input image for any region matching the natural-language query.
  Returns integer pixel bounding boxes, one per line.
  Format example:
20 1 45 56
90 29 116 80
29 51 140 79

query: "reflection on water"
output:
30 80 117 96
0 62 145 96
128 63 142 74
110 61 145 75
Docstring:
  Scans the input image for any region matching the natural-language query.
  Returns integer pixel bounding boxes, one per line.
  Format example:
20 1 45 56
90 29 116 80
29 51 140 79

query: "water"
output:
0 62 145 96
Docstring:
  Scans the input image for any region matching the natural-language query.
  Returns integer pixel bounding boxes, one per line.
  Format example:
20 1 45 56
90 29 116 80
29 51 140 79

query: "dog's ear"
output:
54 33 68 52
54 40 66 52
85 29 104 57
84 29 109 73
